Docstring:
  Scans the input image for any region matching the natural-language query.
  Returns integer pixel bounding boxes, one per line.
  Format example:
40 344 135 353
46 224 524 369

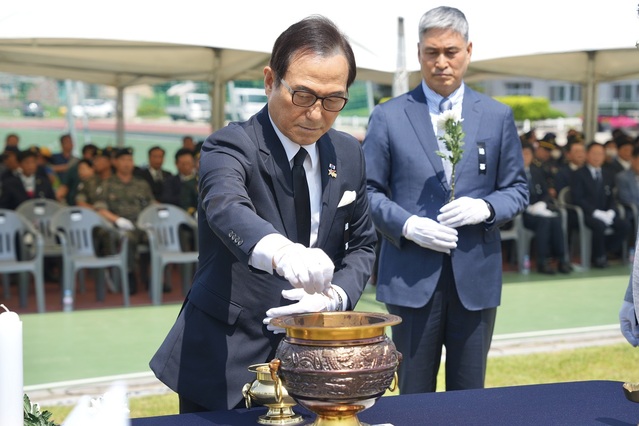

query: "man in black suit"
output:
135 146 172 200
521 143 571 274
150 16 377 413
160 148 198 215
0 149 56 210
571 143 630 268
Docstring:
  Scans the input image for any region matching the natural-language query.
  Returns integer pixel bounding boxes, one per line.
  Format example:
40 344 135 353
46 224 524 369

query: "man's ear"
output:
263 66 275 96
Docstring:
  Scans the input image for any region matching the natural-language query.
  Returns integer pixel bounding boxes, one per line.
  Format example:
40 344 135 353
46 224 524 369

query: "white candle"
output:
0 304 24 426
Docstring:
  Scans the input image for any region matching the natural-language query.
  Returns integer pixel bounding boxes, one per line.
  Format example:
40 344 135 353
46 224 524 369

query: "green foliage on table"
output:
24 394 59 426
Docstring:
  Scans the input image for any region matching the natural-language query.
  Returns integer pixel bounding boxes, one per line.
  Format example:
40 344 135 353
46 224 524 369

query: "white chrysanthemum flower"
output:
436 109 462 131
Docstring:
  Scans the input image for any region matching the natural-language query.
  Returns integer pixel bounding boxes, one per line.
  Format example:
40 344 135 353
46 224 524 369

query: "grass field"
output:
20 264 631 386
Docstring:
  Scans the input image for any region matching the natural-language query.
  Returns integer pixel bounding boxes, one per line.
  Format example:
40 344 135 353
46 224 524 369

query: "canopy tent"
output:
465 48 639 142
0 0 637 144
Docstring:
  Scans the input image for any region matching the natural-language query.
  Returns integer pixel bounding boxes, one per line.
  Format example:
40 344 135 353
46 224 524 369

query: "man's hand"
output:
115 217 135 231
273 244 334 294
437 197 491 228
403 215 457 254
620 301 639 347
263 288 339 333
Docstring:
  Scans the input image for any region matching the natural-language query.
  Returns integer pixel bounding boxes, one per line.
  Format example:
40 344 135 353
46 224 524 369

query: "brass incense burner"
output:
269 312 402 426
243 363 304 425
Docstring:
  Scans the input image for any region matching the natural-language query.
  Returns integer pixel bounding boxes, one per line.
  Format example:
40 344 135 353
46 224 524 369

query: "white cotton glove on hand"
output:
619 301 639 347
403 215 457 254
437 196 491 228
115 217 135 231
263 288 340 334
592 209 613 226
273 244 334 294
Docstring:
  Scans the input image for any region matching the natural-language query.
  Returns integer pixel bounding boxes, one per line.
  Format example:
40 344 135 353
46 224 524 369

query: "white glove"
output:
273 244 334 294
403 215 457 254
437 197 491 228
115 217 135 231
606 209 616 224
619 301 639 347
263 287 340 334
526 201 547 216
592 209 613 226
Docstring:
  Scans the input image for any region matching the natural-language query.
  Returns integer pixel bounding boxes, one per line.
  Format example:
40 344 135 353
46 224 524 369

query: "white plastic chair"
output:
16 198 65 258
499 213 535 274
0 209 45 313
137 204 198 305
50 206 130 309
557 187 626 270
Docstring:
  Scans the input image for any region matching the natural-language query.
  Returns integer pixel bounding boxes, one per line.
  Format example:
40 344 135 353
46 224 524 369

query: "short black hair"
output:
175 148 195 163
269 15 356 89
82 144 98 156
148 145 165 156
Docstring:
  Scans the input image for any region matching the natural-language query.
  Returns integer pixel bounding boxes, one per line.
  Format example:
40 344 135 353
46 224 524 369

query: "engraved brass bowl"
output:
242 363 303 425
269 312 402 426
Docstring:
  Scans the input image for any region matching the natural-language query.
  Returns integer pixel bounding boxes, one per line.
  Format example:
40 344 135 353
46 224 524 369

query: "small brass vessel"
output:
242 363 304 425
270 312 402 426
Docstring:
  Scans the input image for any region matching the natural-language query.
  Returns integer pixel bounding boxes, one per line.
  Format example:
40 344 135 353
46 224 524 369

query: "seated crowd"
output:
0 132 201 295
518 128 638 273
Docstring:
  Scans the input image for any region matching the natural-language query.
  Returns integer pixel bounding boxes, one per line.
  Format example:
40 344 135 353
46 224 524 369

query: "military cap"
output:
114 147 134 158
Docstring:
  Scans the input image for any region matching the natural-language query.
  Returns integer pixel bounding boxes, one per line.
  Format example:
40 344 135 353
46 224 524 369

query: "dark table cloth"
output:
131 380 639 425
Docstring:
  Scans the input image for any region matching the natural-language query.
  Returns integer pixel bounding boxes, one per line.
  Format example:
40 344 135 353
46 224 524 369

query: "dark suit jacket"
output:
150 107 377 410
363 84 528 311
135 167 172 200
160 175 198 213
0 174 56 210
554 164 577 195
571 166 617 216
527 164 556 206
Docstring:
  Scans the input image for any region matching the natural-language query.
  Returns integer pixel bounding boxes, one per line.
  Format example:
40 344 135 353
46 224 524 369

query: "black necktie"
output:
439 97 452 113
292 148 311 247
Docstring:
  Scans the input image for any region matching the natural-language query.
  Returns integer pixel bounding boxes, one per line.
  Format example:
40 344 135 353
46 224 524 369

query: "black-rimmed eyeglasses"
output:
280 79 349 112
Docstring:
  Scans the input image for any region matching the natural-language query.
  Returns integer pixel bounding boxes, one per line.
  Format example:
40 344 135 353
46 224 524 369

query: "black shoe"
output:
593 257 608 269
558 261 573 274
128 273 138 295
537 262 556 275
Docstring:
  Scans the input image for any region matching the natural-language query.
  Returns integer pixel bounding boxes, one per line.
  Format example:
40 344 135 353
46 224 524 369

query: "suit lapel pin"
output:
328 163 337 178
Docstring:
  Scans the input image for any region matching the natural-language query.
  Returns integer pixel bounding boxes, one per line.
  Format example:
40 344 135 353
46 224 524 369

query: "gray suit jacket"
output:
616 168 639 209
363 84 528 311
150 107 377 410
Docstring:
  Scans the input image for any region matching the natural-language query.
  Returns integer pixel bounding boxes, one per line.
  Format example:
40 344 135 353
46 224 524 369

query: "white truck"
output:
225 88 268 121
166 92 211 122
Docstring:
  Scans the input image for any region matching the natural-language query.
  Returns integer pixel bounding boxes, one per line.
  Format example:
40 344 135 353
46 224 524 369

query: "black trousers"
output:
523 212 566 263
386 256 496 394
584 214 630 261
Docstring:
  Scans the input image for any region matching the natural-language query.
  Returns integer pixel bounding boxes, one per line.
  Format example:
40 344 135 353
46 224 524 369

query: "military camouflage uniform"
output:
93 175 155 273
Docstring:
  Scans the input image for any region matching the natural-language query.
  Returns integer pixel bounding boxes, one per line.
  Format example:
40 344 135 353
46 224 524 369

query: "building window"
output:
550 86 566 102
569 85 582 102
505 82 532 96
613 84 633 102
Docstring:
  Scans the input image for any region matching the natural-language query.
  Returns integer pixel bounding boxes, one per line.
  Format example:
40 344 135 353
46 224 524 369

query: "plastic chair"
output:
557 187 626 271
499 213 535 273
50 206 130 309
0 209 45 313
16 198 65 258
137 204 198 305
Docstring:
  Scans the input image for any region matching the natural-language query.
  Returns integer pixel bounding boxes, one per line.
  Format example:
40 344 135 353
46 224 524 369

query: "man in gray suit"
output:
150 16 377 412
616 145 639 211
363 6 528 394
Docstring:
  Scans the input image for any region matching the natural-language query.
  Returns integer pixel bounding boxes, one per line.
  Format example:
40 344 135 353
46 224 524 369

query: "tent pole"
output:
116 86 125 147
583 51 598 143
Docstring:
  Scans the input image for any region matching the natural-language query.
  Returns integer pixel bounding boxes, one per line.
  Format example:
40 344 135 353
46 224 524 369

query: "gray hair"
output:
418 6 469 42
